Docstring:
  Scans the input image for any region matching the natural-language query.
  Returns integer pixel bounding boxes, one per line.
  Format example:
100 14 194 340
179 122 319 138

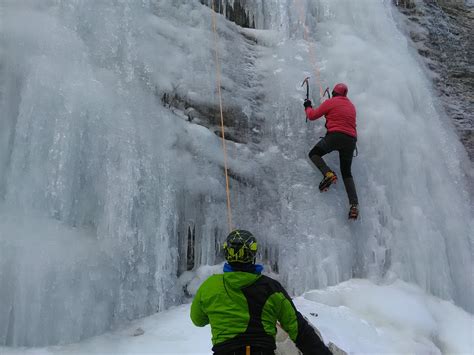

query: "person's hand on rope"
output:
304 99 312 109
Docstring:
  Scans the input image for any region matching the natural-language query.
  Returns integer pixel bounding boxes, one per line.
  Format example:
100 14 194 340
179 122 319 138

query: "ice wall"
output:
250 0 473 311
0 0 248 346
0 0 472 347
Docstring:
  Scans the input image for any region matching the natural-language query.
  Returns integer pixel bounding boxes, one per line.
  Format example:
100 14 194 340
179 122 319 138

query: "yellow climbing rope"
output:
294 0 325 98
210 2 233 233
209 1 324 234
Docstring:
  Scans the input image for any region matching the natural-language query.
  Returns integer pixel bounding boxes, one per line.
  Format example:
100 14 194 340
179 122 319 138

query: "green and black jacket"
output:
190 264 331 354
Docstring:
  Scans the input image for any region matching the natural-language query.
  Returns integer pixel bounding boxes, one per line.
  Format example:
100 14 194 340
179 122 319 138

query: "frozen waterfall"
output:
0 0 472 347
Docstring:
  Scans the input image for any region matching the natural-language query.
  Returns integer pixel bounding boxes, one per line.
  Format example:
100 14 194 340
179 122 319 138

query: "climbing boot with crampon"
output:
348 204 359 220
319 171 337 192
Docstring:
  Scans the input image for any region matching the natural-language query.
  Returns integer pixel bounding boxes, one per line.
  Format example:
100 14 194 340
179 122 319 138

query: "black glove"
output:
304 99 312 109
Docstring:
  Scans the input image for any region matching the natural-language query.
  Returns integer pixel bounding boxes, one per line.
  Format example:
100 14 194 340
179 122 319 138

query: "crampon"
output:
348 204 359 220
319 171 337 192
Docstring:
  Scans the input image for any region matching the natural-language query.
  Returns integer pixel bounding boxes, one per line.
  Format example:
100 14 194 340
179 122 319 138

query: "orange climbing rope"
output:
209 1 324 234
211 2 233 233
294 0 325 98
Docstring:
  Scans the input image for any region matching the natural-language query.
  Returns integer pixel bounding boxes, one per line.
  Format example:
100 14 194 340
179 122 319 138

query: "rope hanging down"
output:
209 1 324 234
211 2 233 233
294 0 325 98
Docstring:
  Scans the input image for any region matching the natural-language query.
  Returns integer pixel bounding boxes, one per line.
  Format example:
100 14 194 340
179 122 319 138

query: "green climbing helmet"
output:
223 229 258 264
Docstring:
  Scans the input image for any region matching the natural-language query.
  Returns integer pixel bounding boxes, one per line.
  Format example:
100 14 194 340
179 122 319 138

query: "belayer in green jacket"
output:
190 229 332 355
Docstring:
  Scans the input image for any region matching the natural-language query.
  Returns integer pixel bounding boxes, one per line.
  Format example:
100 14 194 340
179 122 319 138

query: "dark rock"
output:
132 328 145 337
201 0 255 29
395 0 474 160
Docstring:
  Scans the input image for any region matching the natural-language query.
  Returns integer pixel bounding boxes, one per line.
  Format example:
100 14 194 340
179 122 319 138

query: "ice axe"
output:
301 76 310 101
301 76 310 122
323 87 331 99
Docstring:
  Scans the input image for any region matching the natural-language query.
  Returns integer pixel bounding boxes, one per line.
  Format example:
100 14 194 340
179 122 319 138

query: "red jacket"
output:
305 96 357 138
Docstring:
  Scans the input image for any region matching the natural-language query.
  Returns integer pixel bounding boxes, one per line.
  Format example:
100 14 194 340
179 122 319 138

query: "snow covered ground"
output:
2 276 472 355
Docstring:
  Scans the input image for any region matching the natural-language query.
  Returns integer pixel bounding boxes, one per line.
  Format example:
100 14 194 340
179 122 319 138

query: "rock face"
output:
200 0 255 28
394 0 474 159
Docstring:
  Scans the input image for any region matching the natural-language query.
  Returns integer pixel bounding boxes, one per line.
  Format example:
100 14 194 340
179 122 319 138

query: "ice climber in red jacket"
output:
304 83 359 219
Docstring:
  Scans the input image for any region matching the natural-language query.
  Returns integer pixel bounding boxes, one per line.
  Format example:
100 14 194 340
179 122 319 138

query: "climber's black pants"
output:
309 132 359 205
